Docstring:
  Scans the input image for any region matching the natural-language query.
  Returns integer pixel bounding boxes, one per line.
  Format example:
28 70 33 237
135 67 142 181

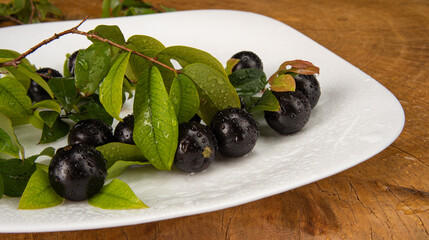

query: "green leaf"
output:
100 51 131 121
0 174 3 199
123 0 152 8
14 0 26 12
39 118 70 144
248 90 280 113
159 46 228 78
127 35 165 52
31 99 62 113
48 77 77 112
0 112 24 158
90 25 125 46
229 68 267 96
225 58 240 75
88 179 148 209
39 111 59 128
0 76 32 125
0 157 36 197
0 49 35 89
182 63 240 124
169 74 200 123
63 53 71 77
39 146 55 157
107 160 150 179
268 74 296 92
75 43 111 95
133 67 178 170
29 110 44 129
69 95 113 126
102 0 112 18
18 169 63 209
96 142 146 168
13 64 54 98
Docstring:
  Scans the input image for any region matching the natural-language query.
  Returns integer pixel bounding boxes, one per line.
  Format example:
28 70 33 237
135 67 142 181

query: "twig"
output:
3 15 25 25
0 17 180 74
28 0 35 24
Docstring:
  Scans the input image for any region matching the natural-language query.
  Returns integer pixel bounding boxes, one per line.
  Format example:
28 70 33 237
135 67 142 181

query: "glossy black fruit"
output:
68 50 79 76
231 51 263 72
174 122 217 173
27 68 62 102
294 74 321 109
49 144 107 201
68 119 114 147
189 114 201 123
210 107 259 158
114 114 135 144
264 91 311 135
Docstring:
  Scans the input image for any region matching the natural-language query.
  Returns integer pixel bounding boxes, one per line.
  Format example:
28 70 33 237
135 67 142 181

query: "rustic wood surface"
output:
1 0 428 239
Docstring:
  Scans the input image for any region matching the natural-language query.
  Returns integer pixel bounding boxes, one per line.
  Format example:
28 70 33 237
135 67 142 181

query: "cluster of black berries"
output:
49 116 135 201
230 51 321 135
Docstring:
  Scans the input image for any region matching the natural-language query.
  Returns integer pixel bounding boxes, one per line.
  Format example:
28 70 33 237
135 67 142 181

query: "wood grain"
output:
1 0 428 239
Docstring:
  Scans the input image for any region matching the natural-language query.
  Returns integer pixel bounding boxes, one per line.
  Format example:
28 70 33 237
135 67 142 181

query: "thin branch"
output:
28 0 35 24
2 15 25 25
0 17 180 74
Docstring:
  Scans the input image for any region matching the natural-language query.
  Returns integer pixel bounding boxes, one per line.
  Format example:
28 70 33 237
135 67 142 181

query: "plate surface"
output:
0 10 404 233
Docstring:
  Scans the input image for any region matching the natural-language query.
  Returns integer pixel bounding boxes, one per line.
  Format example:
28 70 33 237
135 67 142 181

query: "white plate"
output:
0 10 404 233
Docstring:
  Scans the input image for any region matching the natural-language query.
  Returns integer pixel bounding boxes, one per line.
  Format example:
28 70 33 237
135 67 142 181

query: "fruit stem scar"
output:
0 17 180 75
202 146 213 158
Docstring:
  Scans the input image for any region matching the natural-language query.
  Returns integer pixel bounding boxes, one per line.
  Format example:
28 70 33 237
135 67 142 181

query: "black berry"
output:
174 122 217 173
264 91 311 134
231 51 263 72
48 144 107 201
68 119 114 147
27 68 62 102
68 50 79 77
294 74 321 109
114 114 135 144
210 107 259 158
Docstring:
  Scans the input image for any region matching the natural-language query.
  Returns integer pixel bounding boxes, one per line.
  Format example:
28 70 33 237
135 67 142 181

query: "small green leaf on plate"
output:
96 142 146 168
248 90 280 113
169 74 200 123
18 169 63 209
88 178 148 209
107 160 150 179
0 157 36 197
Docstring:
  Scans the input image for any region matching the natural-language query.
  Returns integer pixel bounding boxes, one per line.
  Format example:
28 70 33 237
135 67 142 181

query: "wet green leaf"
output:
75 43 111 95
0 174 3 199
0 157 36 197
0 49 34 89
18 169 63 209
107 160 150 179
69 95 113 126
48 77 77 112
39 111 59 128
38 118 70 144
100 51 131 121
31 99 62 113
88 178 148 209
229 68 267 96
90 25 125 46
169 74 200 123
96 142 146 169
0 76 32 126
0 112 24 158
133 67 178 170
248 90 280 113
159 46 227 78
182 63 240 124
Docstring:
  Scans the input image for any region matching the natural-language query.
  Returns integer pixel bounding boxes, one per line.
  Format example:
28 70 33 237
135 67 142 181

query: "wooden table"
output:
1 0 428 239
